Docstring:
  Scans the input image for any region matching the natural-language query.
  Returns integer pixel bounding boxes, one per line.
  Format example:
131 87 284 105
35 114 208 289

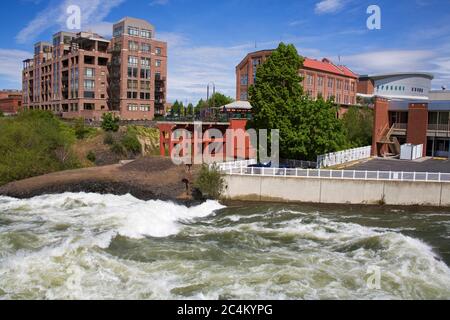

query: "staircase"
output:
377 124 401 157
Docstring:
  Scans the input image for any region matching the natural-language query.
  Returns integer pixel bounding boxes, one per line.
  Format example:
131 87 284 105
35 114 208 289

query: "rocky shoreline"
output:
0 157 202 206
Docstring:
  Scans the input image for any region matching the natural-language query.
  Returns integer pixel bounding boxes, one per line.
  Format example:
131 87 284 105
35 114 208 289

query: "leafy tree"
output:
101 113 120 132
179 101 185 116
248 43 348 161
209 92 234 108
0 110 4 117
195 99 208 114
342 106 373 147
171 100 181 116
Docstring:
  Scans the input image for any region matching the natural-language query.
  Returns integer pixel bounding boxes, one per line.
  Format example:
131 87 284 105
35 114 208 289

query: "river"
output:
0 193 449 300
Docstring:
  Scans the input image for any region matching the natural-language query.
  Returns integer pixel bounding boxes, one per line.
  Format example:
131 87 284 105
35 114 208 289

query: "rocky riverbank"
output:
0 157 201 205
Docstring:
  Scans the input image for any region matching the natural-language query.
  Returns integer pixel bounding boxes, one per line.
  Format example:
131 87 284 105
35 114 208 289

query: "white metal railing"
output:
210 159 257 171
316 146 372 168
223 167 450 183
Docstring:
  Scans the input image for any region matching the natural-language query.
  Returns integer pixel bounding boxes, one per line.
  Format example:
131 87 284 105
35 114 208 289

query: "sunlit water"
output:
0 193 450 300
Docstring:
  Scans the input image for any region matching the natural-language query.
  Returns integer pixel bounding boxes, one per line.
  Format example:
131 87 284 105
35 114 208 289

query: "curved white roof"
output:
360 72 434 80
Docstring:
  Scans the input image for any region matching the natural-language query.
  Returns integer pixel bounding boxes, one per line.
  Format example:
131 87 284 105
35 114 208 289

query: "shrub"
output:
194 164 225 200
74 117 91 140
111 142 126 156
0 110 79 186
103 132 115 145
121 127 141 155
101 113 120 132
0 110 4 117
86 151 96 163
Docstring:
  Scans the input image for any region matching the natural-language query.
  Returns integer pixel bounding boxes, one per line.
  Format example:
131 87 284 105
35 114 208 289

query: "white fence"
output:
210 159 257 171
316 146 372 168
223 167 450 183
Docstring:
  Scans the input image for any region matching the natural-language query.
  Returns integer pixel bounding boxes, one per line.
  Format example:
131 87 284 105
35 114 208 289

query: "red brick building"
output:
22 17 167 121
0 90 22 115
372 91 450 158
236 50 358 115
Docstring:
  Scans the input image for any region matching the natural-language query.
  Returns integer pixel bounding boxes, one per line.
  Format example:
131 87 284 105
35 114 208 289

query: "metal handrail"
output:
222 167 450 183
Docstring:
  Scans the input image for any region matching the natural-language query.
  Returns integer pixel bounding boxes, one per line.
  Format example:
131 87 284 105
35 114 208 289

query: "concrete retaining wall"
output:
224 175 450 207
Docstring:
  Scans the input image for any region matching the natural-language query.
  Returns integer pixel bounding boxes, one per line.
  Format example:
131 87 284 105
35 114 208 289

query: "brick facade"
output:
22 18 167 121
407 103 428 156
0 91 22 114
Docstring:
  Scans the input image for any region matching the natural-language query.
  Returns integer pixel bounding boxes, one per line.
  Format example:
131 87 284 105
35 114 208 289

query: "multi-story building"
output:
0 90 22 115
236 50 358 109
22 17 167 121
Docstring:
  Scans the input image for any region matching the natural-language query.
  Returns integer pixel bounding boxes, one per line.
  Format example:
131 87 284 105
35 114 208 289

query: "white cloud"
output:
0 49 31 87
342 50 435 74
315 0 347 14
16 0 124 43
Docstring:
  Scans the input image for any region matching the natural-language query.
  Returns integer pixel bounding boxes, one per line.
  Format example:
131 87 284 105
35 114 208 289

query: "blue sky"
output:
0 0 450 103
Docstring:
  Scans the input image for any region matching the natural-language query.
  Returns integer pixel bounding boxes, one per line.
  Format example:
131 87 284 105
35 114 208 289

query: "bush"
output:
194 164 225 200
101 113 120 132
86 151 96 163
110 142 126 156
74 117 91 140
0 110 79 186
121 127 142 155
0 110 4 117
103 132 115 145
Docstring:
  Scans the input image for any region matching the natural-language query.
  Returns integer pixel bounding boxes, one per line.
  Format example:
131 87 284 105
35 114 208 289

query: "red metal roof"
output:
303 58 358 78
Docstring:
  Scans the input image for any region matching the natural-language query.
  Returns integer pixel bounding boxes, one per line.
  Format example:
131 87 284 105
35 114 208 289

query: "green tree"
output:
0 110 4 117
171 100 181 116
187 103 194 116
101 113 120 132
209 92 234 108
248 42 348 161
195 99 208 114
342 106 373 147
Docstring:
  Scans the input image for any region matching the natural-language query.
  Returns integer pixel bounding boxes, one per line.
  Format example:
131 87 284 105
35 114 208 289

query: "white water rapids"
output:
0 193 449 300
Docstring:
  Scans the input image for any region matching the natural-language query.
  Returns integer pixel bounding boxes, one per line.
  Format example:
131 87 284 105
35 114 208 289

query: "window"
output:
328 78 334 88
141 80 151 90
240 91 248 100
307 74 314 86
155 47 162 55
318 76 324 87
84 79 95 90
128 56 138 66
140 29 152 39
142 43 151 52
128 27 139 36
127 104 138 111
128 67 138 78
241 74 248 85
128 41 139 51
336 80 342 90
127 92 138 99
84 92 95 99
85 68 95 78
155 60 162 67
141 58 151 68
140 92 151 100
127 80 138 90
140 105 150 111
140 68 151 79
351 82 355 92
344 81 349 91
113 26 123 37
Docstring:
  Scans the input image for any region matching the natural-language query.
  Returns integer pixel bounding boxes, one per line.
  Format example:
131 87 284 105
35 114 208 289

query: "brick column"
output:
372 97 390 156
407 103 428 157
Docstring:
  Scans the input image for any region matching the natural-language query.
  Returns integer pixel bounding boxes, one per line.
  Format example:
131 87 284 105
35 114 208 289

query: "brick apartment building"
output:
22 17 167 120
236 50 358 114
0 90 22 115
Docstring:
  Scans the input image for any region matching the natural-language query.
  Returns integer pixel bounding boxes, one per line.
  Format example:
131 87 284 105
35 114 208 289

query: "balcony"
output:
428 123 450 137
